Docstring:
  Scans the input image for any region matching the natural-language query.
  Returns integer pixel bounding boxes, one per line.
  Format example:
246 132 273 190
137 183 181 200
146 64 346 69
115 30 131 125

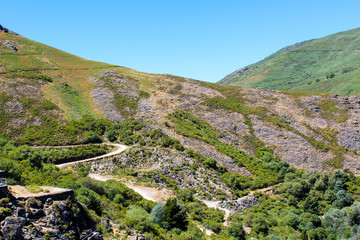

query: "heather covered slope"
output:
219 28 360 96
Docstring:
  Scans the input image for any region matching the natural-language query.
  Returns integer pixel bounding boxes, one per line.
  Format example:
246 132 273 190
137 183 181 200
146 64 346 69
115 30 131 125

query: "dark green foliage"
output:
2 71 53 82
303 195 320 214
177 189 194 202
251 215 269 234
282 213 300 229
226 222 246 240
164 198 188 230
8 144 109 165
333 190 353 208
83 131 102 144
299 213 321 228
138 90 150 99
113 93 138 117
0 158 23 184
105 129 117 142
20 114 109 146
125 206 155 232
76 187 102 215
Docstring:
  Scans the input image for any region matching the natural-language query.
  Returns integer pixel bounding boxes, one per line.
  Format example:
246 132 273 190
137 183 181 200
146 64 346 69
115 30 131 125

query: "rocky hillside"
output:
219 28 360 97
1 26 360 175
0 190 101 239
2 25 360 239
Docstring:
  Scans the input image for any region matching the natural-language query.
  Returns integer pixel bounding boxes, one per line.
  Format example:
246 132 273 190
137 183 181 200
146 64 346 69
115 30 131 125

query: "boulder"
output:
1 217 26 239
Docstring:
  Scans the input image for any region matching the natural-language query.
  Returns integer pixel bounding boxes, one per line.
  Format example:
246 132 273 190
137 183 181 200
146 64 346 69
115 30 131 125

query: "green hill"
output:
2 26 360 239
219 28 360 96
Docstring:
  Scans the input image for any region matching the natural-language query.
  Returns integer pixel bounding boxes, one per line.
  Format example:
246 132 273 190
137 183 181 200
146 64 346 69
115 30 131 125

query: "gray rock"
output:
1 217 26 239
3 40 18 52
218 194 259 212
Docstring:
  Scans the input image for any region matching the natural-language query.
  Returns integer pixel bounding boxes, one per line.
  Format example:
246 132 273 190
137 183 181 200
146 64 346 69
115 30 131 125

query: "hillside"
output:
219 28 360 96
2 26 360 239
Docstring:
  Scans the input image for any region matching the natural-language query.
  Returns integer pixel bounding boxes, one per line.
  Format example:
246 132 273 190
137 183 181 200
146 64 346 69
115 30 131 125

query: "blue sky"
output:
2 0 359 82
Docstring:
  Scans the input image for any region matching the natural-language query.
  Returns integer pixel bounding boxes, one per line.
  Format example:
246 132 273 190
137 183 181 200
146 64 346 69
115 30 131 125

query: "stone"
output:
3 40 17 52
1 217 26 239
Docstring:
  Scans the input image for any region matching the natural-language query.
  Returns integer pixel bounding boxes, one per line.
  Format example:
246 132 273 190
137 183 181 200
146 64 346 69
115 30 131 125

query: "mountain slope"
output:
219 28 360 96
1 27 360 174
2 25 360 239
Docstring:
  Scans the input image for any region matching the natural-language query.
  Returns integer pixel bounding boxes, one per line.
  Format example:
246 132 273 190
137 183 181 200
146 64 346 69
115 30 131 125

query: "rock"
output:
235 67 249 76
16 207 26 218
3 40 18 52
218 194 259 212
5 99 23 114
45 198 53 206
1 217 26 239
100 70 118 77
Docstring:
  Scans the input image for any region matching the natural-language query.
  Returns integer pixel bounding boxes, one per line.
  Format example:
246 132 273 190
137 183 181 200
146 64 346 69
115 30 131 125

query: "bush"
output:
83 131 102 144
178 189 194 202
226 222 246 240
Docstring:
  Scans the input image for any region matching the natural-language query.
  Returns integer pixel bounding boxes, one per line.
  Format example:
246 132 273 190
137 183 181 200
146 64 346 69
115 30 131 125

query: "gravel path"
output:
88 173 174 202
56 143 128 168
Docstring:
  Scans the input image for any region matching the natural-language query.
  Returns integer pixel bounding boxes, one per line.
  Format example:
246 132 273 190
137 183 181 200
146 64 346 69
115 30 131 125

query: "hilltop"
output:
219 28 360 96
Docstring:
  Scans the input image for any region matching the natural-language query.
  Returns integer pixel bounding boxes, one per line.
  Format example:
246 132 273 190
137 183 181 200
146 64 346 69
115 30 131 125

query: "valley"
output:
0 26 360 239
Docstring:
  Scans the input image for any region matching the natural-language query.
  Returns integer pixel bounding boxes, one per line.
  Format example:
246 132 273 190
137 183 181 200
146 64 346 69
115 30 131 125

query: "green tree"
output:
226 222 246 240
150 202 165 225
164 198 188 230
303 195 320 214
333 190 353 208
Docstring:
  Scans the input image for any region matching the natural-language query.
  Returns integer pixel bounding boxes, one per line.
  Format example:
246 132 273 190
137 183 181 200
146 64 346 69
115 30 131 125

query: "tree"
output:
303 195 320 214
164 198 188 230
105 130 117 142
252 215 269 234
333 190 353 208
227 222 246 240
300 213 321 229
282 213 300 229
150 202 165 225
125 206 153 231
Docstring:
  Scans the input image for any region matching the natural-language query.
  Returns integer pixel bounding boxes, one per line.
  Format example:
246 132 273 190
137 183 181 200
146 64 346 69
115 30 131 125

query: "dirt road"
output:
56 143 128 168
88 173 175 202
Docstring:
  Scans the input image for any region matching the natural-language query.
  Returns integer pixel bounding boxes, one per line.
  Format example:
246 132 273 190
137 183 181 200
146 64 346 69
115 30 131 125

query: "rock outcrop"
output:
0 195 102 239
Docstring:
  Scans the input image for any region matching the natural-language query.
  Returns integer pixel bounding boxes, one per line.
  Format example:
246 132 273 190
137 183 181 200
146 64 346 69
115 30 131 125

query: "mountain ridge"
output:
219 27 360 97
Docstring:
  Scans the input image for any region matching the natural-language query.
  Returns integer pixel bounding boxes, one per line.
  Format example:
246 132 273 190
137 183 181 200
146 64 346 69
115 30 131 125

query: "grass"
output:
25 185 44 193
221 28 360 97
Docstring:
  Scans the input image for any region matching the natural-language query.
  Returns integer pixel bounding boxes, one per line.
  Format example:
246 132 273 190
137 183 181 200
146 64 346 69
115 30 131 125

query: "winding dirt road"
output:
88 173 175 202
56 143 128 168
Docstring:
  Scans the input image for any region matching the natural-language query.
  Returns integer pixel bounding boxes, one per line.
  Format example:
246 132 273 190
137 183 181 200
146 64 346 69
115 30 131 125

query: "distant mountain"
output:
219 28 360 96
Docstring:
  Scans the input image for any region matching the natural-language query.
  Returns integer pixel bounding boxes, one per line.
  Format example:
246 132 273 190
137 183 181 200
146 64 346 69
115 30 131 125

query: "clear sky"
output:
1 0 359 82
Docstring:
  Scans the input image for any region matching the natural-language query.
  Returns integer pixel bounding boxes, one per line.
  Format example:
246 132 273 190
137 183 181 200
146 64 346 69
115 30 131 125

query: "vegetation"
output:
168 109 294 194
219 28 360 97
1 26 360 239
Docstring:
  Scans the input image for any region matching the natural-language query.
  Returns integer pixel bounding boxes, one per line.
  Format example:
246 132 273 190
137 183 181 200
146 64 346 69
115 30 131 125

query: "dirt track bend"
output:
56 143 128 169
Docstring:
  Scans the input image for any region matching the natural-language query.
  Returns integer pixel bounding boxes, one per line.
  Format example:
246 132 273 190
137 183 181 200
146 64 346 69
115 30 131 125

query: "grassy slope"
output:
219 28 360 96
0 31 156 120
